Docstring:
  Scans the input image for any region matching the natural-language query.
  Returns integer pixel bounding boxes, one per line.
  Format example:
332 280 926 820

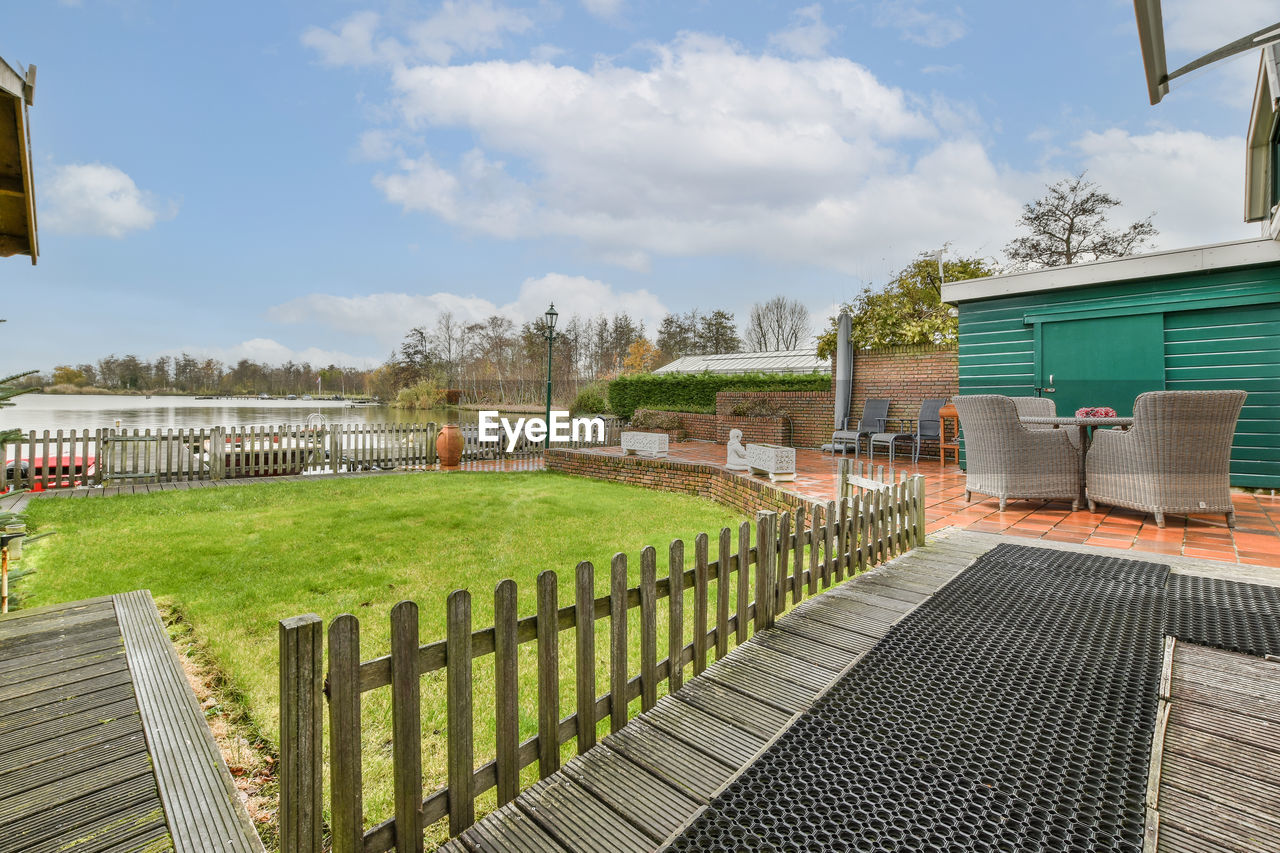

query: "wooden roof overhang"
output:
0 58 36 264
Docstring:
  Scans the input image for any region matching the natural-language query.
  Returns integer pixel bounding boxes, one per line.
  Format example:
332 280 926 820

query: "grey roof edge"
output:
941 238 1280 304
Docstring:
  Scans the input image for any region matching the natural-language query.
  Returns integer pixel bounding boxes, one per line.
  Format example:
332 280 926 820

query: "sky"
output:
1 0 1276 372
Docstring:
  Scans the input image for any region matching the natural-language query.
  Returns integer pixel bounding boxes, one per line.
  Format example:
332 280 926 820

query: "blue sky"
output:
1 0 1274 371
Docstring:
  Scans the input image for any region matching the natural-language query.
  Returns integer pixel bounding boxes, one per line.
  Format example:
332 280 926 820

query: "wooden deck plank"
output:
0 656 131 704
0 667 134 719
702 655 817 712
0 695 139 756
0 681 136 740
0 631 123 676
602 719 736 802
1155 821 1240 853
672 680 793 740
0 712 144 778
0 750 155 825
517 776 652 853
772 612 879 655
20 777 171 853
459 802 567 853
639 695 766 768
559 745 700 843
748 627 857 672
114 590 264 852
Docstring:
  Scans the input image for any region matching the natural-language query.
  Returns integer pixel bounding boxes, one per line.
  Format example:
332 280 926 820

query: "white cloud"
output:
268 273 668 347
1162 0 1277 55
581 0 623 20
303 2 533 68
160 339 382 369
872 1 967 48
1073 128 1256 250
301 11 391 67
42 163 173 238
768 4 836 59
366 33 1025 274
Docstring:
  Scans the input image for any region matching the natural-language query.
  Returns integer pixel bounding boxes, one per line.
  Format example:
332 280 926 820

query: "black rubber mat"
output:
1166 573 1280 659
665 543 1169 853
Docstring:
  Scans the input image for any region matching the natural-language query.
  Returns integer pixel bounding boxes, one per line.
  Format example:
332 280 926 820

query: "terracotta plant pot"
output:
437 423 464 467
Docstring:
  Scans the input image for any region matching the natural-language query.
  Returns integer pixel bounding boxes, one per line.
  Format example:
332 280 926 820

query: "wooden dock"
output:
0 592 263 852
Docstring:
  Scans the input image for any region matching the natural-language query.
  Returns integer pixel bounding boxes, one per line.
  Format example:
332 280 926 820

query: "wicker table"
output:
1021 416 1134 507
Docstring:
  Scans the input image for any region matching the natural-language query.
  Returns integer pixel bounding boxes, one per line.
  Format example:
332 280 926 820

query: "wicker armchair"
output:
1010 395 1078 446
952 395 1081 511
1085 390 1246 528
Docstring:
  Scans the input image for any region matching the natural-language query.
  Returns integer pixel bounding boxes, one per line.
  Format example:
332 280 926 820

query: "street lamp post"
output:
543 303 558 449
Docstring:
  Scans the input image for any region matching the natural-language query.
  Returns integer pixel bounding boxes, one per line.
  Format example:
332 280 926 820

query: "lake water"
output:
0 394 486 434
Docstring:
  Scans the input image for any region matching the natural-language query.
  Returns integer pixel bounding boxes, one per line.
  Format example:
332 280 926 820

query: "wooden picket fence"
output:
278 461 926 853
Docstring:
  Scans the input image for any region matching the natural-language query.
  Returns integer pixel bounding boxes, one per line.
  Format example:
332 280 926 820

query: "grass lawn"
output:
20 471 748 845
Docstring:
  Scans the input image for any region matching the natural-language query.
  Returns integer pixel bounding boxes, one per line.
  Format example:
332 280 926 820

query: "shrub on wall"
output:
608 372 830 419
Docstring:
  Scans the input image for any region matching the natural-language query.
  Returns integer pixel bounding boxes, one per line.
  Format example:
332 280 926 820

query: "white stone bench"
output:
746 443 796 482
621 431 669 458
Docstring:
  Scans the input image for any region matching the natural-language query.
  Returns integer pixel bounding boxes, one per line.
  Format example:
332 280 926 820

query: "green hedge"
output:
608 372 830 419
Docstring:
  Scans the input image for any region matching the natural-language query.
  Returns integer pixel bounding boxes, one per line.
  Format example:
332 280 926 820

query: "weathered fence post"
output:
445 591 473 837
536 570 560 778
494 579 519 805
328 615 363 853
609 553 629 732
668 539 685 692
391 600 425 849
693 534 709 674
574 561 596 752
279 614 324 853
735 521 750 642
754 511 776 630
914 474 927 546
639 546 658 712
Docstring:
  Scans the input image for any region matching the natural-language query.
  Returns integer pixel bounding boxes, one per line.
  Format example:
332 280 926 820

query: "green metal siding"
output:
957 262 1280 488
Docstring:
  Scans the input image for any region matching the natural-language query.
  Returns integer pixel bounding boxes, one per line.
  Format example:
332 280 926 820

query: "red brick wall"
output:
849 345 957 434
714 391 833 448
631 409 717 442
619 346 957 455
714 415 787 445
545 448 818 517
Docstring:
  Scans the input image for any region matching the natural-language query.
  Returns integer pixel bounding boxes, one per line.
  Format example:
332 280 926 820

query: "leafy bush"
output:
727 399 785 418
607 371 829 419
392 379 446 409
629 410 684 430
570 381 611 416
632 403 716 415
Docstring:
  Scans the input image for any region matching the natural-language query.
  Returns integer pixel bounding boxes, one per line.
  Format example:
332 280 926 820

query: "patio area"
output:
561 441 1280 569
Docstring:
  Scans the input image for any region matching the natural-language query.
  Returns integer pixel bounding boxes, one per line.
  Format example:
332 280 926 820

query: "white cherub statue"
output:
725 428 748 470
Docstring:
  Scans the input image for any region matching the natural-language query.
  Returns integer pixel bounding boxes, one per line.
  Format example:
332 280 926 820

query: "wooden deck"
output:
438 528 1280 853
438 528 989 853
1153 642 1280 853
0 592 263 852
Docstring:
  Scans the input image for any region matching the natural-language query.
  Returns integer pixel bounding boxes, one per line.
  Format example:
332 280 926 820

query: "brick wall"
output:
620 345 957 456
849 346 958 443
632 409 718 442
714 415 787 445
545 448 818 517
715 391 833 448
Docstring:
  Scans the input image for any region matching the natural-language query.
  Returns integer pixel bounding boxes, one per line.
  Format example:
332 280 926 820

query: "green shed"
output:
942 239 1280 488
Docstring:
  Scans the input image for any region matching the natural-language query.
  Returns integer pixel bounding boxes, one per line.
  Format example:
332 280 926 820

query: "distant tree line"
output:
379 301 808 405
21 354 375 398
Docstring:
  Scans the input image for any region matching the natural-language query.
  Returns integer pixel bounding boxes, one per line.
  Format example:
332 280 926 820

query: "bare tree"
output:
1005 172 1157 270
744 296 810 351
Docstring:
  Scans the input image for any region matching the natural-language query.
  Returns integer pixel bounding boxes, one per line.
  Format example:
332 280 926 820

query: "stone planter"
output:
745 443 796 482
621 431 669 458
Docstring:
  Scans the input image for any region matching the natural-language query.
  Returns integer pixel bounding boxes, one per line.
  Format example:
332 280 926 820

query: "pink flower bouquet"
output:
1075 406 1118 418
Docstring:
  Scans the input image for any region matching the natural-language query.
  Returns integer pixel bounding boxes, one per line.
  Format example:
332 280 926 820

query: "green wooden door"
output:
1038 314 1165 417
